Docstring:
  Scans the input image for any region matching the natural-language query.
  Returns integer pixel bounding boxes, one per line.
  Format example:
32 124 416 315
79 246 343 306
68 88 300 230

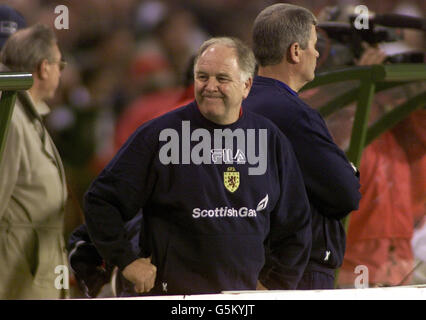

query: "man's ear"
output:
37 59 50 80
242 76 253 99
287 42 301 64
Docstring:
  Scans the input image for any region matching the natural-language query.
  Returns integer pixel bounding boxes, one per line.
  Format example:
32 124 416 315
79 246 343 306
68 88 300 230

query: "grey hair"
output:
252 3 317 66
1 23 57 72
194 37 256 82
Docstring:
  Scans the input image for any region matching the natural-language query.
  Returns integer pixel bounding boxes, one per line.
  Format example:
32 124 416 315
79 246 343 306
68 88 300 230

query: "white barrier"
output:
98 285 426 300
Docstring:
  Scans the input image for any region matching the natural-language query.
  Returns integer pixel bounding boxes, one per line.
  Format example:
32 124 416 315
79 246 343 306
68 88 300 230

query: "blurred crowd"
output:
1 0 425 293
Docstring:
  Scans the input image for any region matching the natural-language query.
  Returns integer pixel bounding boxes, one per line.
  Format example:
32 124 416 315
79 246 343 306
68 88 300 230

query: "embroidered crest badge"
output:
224 167 240 193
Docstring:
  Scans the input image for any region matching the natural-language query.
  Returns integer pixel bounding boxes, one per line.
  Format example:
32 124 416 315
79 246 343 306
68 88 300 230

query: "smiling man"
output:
83 37 312 295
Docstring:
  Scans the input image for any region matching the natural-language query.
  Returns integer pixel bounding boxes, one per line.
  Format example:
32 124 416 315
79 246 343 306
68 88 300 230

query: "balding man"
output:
83 37 311 295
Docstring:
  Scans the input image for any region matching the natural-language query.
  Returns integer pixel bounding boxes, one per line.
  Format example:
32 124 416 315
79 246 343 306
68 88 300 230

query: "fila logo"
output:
256 194 269 212
158 121 268 175
212 149 246 164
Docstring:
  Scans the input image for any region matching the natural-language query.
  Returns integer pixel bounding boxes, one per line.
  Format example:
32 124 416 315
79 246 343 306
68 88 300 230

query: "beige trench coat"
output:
0 91 68 299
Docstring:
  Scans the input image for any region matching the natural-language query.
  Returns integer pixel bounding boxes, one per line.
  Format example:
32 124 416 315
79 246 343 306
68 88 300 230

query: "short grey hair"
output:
252 3 317 66
194 37 256 82
1 23 58 72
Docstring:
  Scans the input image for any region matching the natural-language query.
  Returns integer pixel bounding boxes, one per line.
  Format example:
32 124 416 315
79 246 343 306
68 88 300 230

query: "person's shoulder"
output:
249 77 289 104
291 101 327 130
244 110 291 143
255 83 324 130
7 98 28 134
247 78 310 118
244 109 278 128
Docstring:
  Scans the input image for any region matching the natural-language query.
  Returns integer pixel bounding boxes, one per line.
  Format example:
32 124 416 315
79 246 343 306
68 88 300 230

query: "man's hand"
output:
122 257 157 293
356 42 387 66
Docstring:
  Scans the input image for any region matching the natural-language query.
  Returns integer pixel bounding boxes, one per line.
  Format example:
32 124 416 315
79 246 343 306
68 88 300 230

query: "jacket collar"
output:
20 90 51 117
254 75 298 97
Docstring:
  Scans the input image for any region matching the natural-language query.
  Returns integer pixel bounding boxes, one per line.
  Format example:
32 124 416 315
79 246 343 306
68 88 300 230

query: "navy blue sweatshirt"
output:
83 101 311 294
243 76 361 275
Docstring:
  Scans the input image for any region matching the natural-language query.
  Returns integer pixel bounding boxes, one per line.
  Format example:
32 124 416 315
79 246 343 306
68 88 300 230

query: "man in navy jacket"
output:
244 3 361 289
84 37 311 295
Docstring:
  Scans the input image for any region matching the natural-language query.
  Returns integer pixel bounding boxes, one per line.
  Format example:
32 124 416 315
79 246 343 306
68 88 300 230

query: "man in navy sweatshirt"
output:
244 3 361 289
83 37 312 295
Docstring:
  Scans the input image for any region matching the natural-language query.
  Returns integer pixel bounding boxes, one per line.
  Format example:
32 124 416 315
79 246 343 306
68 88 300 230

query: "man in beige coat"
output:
0 24 69 299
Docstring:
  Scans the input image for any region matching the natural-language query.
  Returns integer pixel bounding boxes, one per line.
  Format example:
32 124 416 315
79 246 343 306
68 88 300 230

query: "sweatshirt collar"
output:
254 75 298 97
191 101 246 130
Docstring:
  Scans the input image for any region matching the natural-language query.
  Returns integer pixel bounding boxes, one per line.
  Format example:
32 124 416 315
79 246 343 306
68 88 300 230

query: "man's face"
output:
299 25 319 83
194 44 251 125
44 44 62 100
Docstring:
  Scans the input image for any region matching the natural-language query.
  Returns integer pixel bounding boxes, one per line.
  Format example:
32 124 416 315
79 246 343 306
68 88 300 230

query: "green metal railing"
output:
301 63 426 286
0 72 33 161
302 64 426 166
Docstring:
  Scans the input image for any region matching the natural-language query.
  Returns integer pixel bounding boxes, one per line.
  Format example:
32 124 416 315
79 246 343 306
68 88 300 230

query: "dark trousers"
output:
296 271 335 290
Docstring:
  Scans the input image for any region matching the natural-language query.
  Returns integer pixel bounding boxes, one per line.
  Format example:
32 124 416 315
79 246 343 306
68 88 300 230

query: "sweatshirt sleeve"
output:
259 134 312 289
67 223 92 251
286 109 361 220
83 129 156 271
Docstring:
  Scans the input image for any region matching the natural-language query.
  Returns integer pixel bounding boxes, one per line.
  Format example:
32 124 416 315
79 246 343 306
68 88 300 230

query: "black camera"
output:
316 11 425 70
